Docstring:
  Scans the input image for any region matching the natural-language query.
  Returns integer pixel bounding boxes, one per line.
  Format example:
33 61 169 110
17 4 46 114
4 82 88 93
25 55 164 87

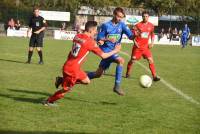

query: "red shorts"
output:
62 69 87 91
131 47 152 60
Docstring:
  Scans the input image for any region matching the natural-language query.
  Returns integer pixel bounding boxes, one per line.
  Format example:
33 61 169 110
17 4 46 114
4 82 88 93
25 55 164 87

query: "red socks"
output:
126 61 133 75
47 89 69 103
149 63 156 78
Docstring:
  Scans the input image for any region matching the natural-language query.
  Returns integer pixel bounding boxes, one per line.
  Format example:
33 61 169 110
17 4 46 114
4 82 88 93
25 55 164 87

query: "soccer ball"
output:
139 75 152 88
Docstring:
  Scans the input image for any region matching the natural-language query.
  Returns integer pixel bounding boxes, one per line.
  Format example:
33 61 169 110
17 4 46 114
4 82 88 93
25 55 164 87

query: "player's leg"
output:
126 47 141 78
144 50 160 81
44 73 75 106
181 36 187 48
76 69 90 85
36 47 43 64
55 70 90 88
55 76 63 89
87 58 111 79
113 56 125 96
87 67 104 79
26 35 35 63
126 57 137 78
36 34 44 64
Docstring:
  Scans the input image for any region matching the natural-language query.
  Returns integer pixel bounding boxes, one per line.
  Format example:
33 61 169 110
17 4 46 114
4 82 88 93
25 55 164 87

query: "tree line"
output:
0 0 199 25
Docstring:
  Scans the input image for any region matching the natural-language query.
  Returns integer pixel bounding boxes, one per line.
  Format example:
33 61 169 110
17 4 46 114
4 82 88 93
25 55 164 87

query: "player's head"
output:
33 6 40 17
85 21 98 37
113 7 125 23
184 24 188 28
142 11 149 23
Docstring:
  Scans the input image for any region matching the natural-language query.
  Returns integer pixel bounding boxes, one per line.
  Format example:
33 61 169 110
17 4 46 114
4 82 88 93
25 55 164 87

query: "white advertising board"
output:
7 28 31 37
54 30 77 40
121 34 181 45
125 15 158 26
39 10 70 21
192 36 200 46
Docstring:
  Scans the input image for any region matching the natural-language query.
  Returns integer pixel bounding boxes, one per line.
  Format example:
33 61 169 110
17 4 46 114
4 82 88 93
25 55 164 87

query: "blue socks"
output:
88 65 123 88
87 72 96 79
115 65 123 87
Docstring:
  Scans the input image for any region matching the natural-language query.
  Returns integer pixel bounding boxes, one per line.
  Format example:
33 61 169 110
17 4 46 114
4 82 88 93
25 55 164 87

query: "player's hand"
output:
114 44 121 53
107 37 117 43
134 39 140 48
34 31 40 34
149 43 154 49
97 40 104 45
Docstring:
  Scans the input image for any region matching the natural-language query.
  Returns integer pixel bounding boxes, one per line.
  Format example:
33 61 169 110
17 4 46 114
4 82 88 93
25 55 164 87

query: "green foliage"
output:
0 0 199 25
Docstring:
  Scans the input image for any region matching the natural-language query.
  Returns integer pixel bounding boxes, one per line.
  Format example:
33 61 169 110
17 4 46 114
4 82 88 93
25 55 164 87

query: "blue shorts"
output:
181 36 187 44
99 54 119 70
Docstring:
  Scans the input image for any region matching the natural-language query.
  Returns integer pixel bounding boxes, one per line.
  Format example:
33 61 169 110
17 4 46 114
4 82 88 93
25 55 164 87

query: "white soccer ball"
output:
139 75 152 88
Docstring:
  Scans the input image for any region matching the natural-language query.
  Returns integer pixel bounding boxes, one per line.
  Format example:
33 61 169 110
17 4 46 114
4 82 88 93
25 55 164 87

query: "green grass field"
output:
0 36 200 134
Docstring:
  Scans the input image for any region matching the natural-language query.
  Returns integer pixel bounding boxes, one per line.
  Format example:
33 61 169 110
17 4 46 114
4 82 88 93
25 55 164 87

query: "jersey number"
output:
71 42 81 57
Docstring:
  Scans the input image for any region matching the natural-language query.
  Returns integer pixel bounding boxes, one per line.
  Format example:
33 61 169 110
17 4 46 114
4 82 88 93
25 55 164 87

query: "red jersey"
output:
63 33 103 76
133 21 155 49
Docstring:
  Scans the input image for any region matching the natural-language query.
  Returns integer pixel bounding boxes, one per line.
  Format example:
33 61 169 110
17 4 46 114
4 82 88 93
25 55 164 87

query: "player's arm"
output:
34 19 47 34
100 44 121 59
27 18 32 37
34 27 45 34
97 24 117 44
91 42 121 59
97 24 107 45
149 26 155 49
122 23 134 40
132 25 140 48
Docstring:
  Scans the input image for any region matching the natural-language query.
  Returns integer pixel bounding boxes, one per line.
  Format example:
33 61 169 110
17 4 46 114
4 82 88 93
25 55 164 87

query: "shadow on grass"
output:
0 130 98 134
0 58 39 65
7 88 51 96
85 70 136 80
0 88 117 106
0 58 26 64
0 88 51 104
65 97 117 106
0 92 45 104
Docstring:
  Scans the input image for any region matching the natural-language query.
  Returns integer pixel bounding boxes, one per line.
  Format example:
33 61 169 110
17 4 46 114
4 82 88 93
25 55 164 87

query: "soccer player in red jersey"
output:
43 21 121 106
125 11 160 81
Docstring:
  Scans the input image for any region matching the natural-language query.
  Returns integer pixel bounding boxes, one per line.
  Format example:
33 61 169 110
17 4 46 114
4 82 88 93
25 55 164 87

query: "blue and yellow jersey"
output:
97 20 133 52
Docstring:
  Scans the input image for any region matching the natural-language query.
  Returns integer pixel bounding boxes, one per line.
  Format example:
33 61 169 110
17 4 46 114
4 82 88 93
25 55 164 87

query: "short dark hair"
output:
142 11 149 16
85 21 97 32
33 6 40 12
113 7 125 17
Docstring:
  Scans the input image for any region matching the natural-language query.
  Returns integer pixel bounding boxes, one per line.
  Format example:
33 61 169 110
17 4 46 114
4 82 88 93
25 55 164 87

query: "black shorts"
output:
29 33 44 47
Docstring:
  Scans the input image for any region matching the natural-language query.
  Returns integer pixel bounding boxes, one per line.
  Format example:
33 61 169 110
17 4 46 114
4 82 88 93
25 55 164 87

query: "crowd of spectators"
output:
5 18 21 30
158 27 183 41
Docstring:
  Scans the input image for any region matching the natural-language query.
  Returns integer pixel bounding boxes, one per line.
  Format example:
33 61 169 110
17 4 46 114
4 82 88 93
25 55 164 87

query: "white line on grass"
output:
120 51 200 105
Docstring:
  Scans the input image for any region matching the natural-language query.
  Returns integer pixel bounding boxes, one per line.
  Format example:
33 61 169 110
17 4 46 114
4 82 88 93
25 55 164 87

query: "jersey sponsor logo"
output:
141 32 149 38
107 34 120 41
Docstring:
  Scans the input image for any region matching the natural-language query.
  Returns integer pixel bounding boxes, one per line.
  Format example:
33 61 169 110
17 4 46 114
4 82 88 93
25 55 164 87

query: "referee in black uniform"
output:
26 7 47 64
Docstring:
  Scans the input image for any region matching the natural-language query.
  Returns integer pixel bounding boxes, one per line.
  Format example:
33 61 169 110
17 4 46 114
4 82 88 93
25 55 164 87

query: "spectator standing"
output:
166 27 172 41
8 18 15 29
158 28 165 41
15 19 21 30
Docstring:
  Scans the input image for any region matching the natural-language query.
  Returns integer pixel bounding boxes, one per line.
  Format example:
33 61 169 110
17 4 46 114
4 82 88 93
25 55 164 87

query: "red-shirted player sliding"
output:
43 21 121 106
126 11 160 81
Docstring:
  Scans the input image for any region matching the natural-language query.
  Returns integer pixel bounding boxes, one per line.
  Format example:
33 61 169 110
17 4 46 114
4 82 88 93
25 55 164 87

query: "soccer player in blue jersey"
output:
87 7 134 96
181 24 190 48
